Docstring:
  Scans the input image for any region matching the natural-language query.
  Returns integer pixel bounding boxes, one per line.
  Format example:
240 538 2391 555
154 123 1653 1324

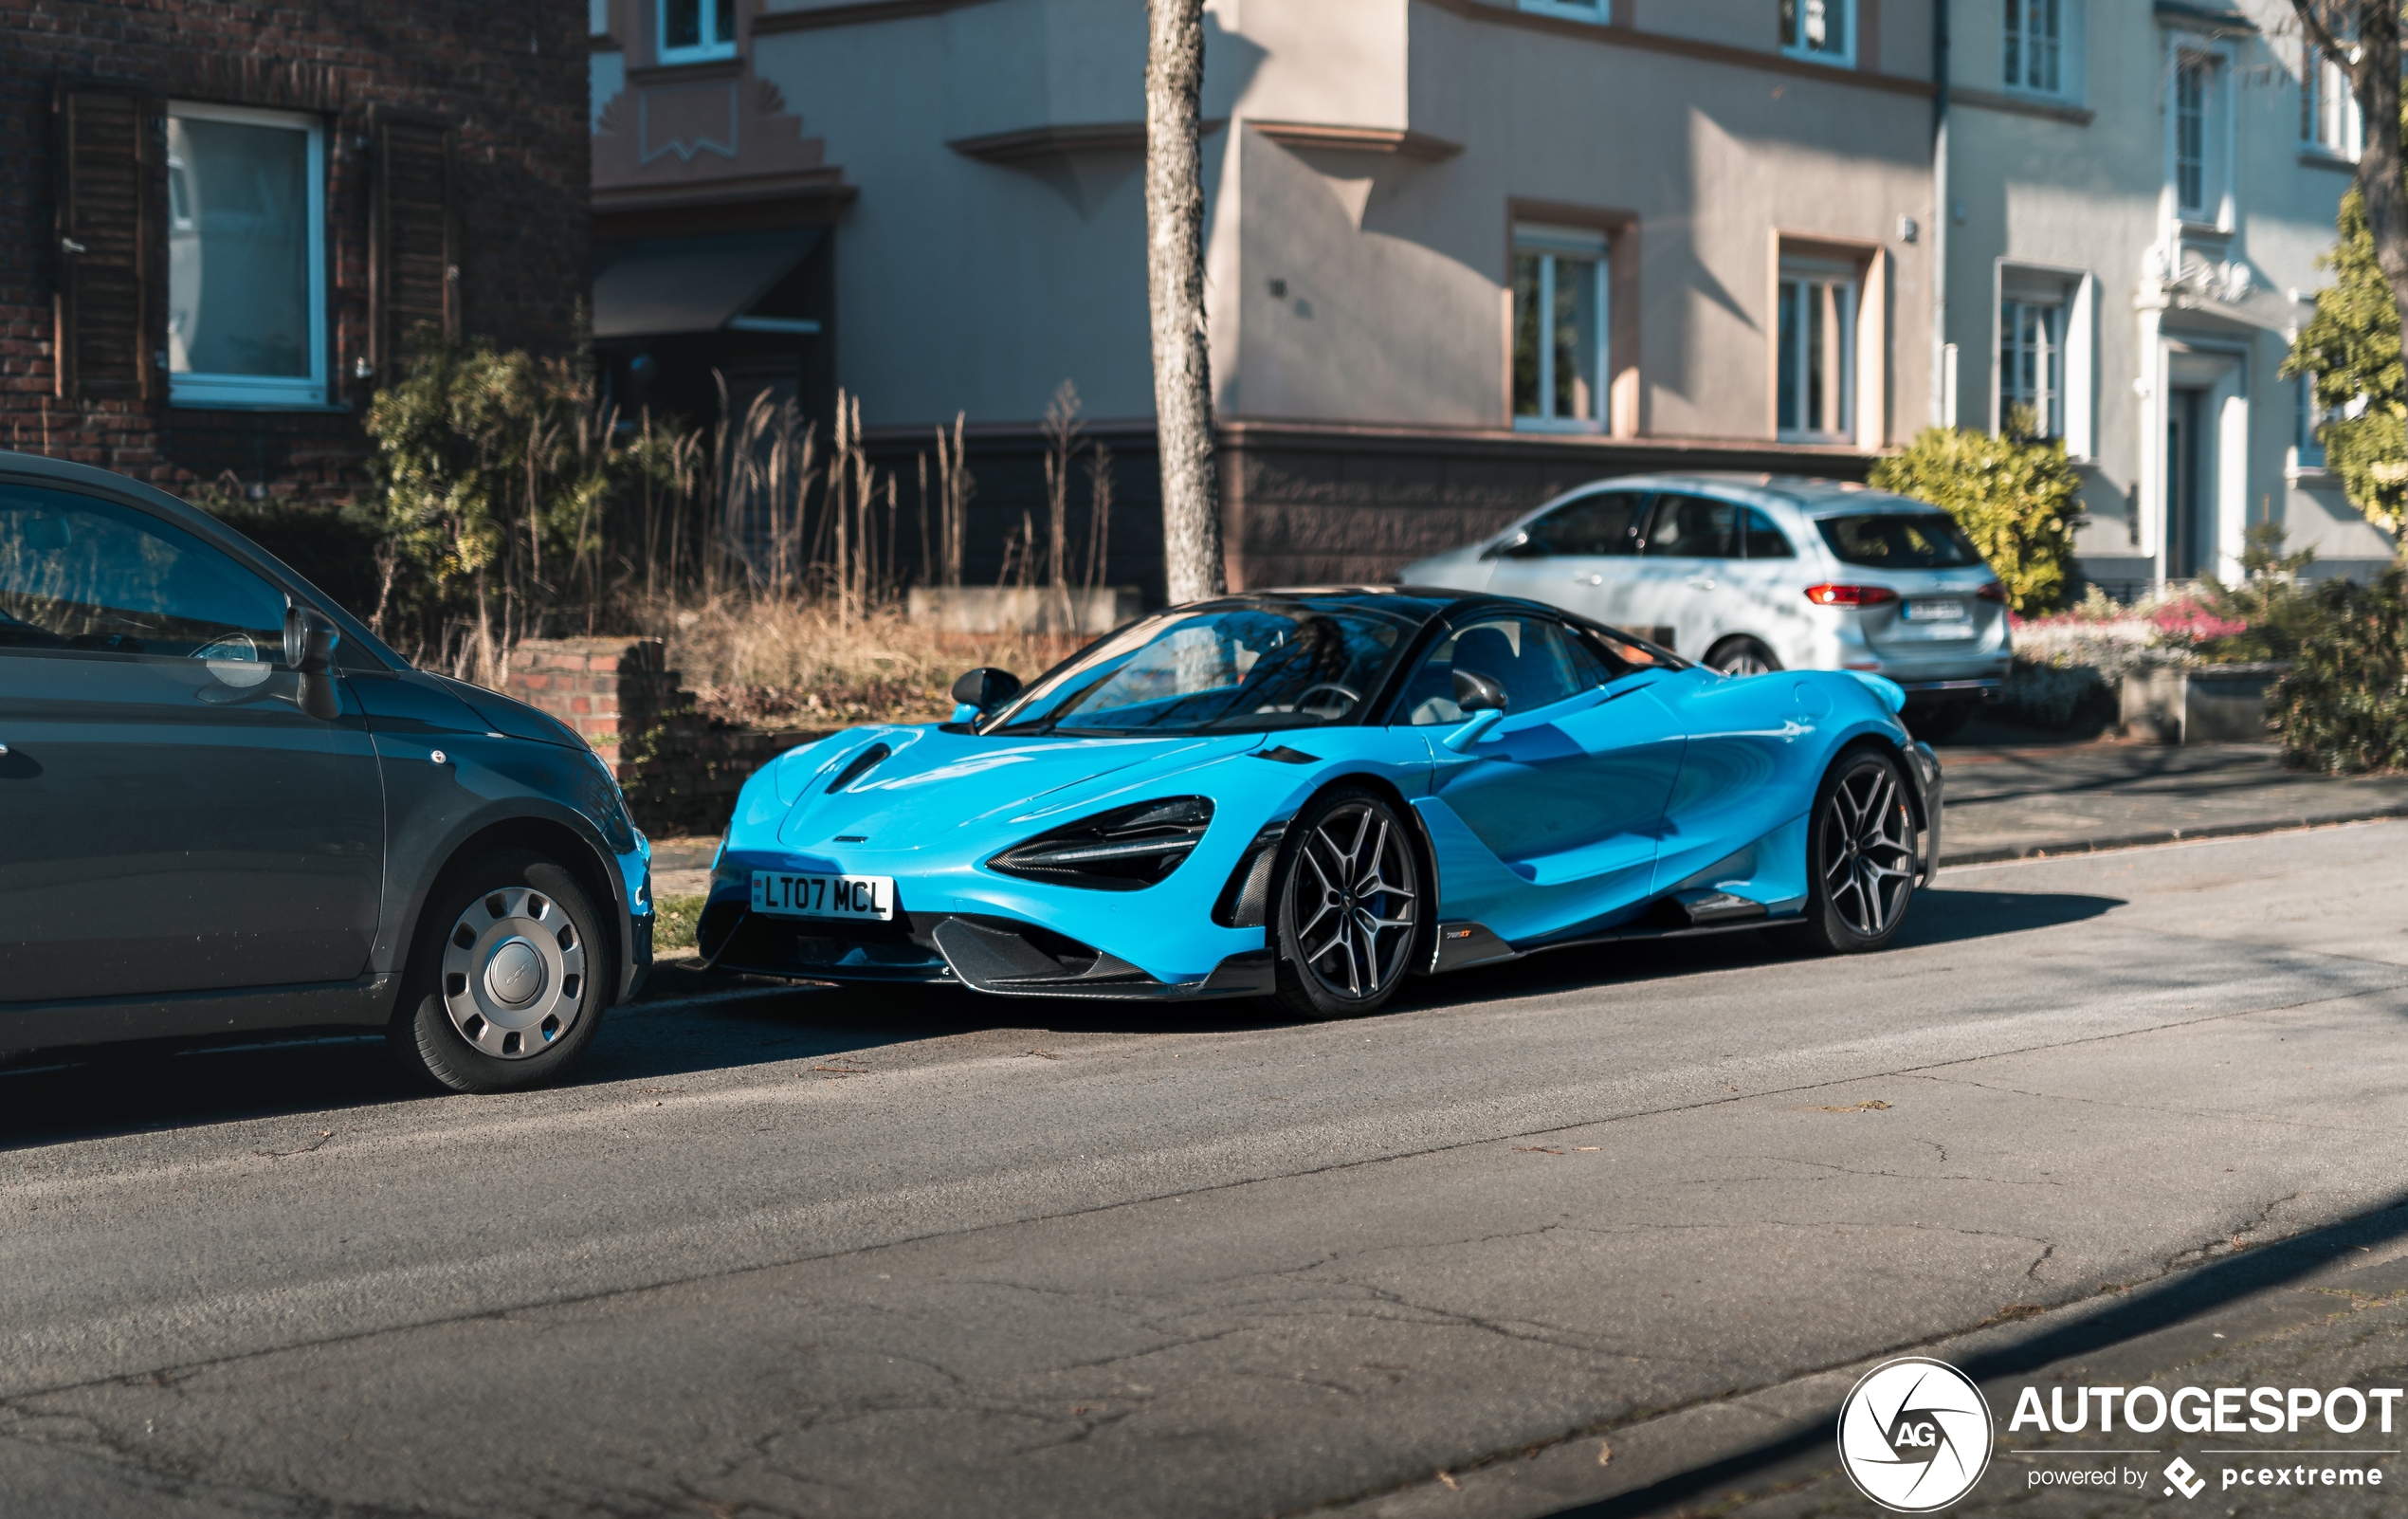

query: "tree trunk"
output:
1144 0 1225 604
2298 3 2408 339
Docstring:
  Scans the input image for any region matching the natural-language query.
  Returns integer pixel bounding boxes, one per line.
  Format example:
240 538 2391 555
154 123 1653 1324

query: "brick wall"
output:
505 637 831 837
1 0 589 502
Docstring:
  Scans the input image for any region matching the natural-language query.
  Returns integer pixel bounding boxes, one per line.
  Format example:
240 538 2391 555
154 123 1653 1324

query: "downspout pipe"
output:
1931 0 1951 430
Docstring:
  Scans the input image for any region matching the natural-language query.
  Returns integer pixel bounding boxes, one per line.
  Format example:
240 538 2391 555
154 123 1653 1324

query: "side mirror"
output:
1485 531 1541 560
1451 668 1507 714
950 667 1022 722
284 605 339 675
285 606 341 720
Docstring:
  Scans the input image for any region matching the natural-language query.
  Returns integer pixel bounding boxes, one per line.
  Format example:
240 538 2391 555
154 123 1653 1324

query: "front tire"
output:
389 849 611 1093
1268 789 1421 1020
1772 750 1918 956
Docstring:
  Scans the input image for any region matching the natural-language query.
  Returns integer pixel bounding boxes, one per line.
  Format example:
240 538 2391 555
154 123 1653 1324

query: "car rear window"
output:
1816 513 1983 570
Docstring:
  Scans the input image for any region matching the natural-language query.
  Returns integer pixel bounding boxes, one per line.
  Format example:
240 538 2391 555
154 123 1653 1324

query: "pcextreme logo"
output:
1837 1358 1995 1512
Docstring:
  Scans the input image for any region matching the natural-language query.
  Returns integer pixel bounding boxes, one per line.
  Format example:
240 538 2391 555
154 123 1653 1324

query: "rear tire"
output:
1706 637 1781 677
389 849 611 1093
1770 749 1918 957
1268 788 1421 1020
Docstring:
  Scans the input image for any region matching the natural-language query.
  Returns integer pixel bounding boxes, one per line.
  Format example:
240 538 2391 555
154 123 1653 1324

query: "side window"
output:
1642 494 1740 558
0 485 287 661
1532 491 1644 557
1741 506 1797 558
1400 615 1590 725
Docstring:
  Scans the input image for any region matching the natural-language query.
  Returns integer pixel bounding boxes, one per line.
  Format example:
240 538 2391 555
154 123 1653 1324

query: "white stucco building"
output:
585 0 2372 595
1934 0 2378 592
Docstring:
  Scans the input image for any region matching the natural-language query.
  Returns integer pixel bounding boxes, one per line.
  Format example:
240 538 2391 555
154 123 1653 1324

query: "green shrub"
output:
1868 424 2085 615
190 484 392 627
2285 186 2408 538
2271 568 2408 773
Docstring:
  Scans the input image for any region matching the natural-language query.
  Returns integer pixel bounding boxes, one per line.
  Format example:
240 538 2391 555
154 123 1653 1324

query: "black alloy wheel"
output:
1270 788 1421 1019
390 848 612 1092
1773 749 1918 955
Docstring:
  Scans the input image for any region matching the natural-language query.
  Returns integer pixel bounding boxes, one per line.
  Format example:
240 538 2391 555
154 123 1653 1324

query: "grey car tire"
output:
1706 637 1780 677
1268 788 1421 1020
390 849 611 1093
1769 749 1918 957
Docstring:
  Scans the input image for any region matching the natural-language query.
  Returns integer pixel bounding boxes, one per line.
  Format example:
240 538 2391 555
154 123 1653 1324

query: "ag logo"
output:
1836 1357 1994 1512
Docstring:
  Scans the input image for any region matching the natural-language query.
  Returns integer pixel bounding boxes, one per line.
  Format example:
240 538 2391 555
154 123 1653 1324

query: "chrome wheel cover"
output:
440 887 586 1059
1819 763 1916 938
1289 801 1418 1002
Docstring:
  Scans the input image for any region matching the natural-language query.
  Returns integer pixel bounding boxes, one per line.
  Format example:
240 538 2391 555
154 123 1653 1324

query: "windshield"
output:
1816 512 1984 570
986 601 1420 736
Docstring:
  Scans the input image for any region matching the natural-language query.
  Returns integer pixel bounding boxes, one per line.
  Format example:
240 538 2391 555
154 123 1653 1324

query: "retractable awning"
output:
592 229 826 339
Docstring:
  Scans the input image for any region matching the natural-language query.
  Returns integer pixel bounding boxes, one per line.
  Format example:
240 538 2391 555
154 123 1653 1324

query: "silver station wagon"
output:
1398 472 2013 740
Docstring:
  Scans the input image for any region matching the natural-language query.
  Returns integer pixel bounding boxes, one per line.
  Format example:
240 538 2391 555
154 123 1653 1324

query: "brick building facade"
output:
3 0 591 502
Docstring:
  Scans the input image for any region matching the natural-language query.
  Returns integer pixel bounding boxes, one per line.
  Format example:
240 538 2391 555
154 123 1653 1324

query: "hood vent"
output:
826 743 892 795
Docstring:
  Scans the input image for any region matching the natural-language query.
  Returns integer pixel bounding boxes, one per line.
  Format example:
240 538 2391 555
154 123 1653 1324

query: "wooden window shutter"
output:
53 82 160 403
369 112 458 380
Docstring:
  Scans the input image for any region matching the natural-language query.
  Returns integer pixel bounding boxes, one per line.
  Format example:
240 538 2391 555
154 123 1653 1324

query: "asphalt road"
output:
6 822 2408 1519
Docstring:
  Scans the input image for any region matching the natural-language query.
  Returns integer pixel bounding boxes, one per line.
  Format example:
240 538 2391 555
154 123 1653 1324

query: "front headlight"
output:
988 796 1214 890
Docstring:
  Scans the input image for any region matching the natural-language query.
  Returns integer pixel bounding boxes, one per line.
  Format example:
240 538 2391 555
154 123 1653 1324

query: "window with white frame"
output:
1512 225 1608 431
1780 0 1854 65
2004 0 2063 93
2295 374 2328 470
2173 54 2218 221
2302 45 2362 157
165 103 326 409
1776 262 1856 442
659 0 737 64
1999 298 2063 439
1519 0 1609 21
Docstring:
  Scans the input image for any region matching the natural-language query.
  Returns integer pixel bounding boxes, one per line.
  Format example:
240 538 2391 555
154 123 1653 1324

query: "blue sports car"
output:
698 588 1941 1018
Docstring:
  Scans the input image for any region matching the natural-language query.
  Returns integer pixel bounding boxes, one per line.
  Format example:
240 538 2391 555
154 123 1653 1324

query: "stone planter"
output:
2119 662 2289 744
906 585 1143 635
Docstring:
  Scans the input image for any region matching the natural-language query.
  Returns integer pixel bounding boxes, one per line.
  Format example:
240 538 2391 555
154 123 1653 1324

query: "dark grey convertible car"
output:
0 451 652 1091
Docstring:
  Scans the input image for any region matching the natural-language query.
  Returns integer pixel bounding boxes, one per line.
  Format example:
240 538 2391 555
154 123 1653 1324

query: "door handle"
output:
0 741 9 755
1686 576 1717 591
1571 573 1603 586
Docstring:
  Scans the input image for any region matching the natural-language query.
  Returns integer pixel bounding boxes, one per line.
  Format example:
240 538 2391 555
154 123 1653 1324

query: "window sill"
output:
1513 417 1607 434
1951 85 2094 126
2288 464 2337 484
1779 47 1856 68
2298 149 2358 172
655 45 738 67
2175 219 2231 241
1517 0 1609 19
169 397 350 413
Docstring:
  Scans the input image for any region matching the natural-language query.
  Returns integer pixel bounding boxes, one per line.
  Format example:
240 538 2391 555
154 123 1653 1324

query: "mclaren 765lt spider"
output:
697 588 1942 1018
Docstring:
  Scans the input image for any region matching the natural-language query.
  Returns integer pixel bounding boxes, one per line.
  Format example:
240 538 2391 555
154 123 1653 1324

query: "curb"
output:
1938 802 2408 869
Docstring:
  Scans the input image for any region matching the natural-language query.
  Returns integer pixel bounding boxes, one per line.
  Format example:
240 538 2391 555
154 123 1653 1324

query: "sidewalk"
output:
1935 720 2408 867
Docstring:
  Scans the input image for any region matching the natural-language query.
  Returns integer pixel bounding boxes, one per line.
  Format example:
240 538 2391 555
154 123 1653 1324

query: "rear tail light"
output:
1803 584 1901 608
1973 581 2007 603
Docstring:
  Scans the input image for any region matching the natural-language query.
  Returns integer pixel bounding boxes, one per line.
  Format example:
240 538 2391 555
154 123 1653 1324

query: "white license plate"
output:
751 871 896 921
1903 598 1969 623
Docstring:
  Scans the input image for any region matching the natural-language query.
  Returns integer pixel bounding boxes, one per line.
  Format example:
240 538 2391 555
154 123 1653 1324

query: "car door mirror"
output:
284 606 342 720
1488 532 1543 560
284 605 339 674
951 667 1023 722
1451 668 1507 714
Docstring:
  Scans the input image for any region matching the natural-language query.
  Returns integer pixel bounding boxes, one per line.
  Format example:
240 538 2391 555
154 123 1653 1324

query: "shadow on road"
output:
0 888 2119 1152
1542 1190 2408 1518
